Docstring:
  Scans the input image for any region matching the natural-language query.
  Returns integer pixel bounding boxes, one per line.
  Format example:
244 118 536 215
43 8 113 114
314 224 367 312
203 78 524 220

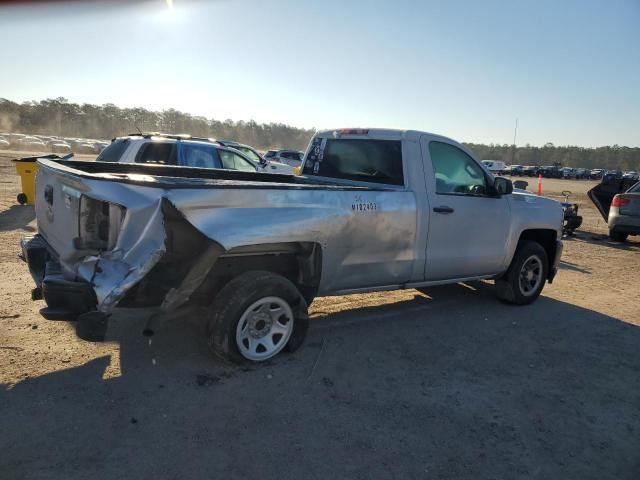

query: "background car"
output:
522 165 538 177
18 136 47 151
96 133 288 175
71 140 98 154
94 141 110 153
0 136 10 149
481 159 507 174
589 176 640 242
48 139 72 153
216 140 293 174
536 165 562 178
506 164 524 176
265 149 305 168
574 168 589 179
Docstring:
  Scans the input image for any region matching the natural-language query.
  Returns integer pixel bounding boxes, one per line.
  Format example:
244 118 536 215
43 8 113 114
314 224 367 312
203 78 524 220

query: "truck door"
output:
420 136 511 280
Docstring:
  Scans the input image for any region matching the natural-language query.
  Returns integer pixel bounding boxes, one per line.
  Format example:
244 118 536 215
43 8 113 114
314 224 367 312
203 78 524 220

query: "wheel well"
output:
192 242 322 304
518 229 557 272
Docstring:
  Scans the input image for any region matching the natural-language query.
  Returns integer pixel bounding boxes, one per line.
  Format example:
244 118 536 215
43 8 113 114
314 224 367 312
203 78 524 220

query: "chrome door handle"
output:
433 206 454 214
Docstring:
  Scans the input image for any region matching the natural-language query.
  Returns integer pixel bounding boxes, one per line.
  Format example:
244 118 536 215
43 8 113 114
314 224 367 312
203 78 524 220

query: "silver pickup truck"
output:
21 128 564 363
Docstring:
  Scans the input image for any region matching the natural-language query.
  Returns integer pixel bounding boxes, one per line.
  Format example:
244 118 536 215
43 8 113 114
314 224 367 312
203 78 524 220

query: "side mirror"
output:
493 177 513 195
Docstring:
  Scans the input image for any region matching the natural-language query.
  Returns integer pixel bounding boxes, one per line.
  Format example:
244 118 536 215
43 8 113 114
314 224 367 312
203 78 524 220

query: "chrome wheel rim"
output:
236 296 293 361
519 255 543 296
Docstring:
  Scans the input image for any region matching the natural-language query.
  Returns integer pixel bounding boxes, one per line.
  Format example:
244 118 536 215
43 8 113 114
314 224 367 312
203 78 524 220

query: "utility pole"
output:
511 118 518 164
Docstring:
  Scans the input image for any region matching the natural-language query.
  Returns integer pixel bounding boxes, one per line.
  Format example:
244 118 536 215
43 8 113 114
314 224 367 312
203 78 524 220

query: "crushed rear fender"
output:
75 197 225 315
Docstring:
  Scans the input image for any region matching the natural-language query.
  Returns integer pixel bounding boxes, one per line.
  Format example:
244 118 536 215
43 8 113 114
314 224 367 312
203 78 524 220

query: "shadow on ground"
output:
566 230 640 251
1 283 639 480
0 204 35 232
559 260 591 274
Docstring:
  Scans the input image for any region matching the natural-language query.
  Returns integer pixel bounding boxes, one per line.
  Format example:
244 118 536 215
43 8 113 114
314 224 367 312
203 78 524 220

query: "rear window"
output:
96 139 129 162
302 138 404 186
135 142 176 165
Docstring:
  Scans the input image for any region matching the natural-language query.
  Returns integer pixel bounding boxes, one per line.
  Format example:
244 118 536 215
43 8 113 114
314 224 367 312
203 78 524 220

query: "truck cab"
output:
302 129 561 284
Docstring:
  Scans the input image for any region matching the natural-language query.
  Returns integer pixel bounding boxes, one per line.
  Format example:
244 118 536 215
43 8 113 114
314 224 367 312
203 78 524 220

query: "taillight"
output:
75 196 126 250
611 195 630 207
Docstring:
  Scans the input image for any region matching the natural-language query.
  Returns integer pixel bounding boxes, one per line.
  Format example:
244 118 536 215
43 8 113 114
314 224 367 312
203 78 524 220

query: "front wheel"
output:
495 241 548 305
207 271 309 363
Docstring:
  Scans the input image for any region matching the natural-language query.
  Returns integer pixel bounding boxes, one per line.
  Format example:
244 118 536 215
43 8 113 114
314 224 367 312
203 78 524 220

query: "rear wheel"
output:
609 229 628 242
17 193 27 205
496 241 548 305
207 271 309 363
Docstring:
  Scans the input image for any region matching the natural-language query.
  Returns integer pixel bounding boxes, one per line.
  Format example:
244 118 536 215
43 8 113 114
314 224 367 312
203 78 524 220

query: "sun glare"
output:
166 0 174 9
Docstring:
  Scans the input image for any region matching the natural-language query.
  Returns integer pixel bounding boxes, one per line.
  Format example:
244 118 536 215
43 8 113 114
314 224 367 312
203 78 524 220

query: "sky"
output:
0 0 638 147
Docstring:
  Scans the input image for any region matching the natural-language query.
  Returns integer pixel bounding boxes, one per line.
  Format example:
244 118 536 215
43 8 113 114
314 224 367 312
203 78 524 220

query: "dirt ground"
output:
0 150 638 480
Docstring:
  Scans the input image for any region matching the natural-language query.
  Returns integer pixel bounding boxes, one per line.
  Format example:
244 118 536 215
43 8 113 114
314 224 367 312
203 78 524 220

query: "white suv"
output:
96 134 294 175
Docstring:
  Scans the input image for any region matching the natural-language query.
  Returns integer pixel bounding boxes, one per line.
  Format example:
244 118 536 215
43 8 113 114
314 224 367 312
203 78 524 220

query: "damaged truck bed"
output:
22 129 564 362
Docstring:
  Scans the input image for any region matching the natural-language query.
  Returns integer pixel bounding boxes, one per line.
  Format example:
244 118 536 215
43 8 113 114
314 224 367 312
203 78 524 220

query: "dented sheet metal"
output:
77 198 167 313
159 243 224 312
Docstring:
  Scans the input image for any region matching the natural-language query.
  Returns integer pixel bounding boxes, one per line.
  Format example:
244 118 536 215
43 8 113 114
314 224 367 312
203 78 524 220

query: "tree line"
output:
0 97 314 152
1 97 638 170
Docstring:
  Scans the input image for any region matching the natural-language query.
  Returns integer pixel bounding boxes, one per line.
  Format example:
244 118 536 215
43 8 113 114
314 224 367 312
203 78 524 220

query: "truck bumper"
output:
20 234 97 321
548 240 563 283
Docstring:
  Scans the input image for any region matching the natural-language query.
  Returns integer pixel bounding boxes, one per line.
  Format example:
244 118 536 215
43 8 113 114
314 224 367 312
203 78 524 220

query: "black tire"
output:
17 193 27 205
207 271 309 363
75 311 109 342
609 229 628 242
495 240 548 305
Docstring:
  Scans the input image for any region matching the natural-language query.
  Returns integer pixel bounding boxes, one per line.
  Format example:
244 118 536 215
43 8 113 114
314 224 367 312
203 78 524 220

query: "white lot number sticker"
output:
308 137 327 174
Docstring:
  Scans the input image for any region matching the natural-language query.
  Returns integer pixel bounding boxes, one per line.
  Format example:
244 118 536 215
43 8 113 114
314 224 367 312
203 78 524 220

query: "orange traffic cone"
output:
537 174 543 196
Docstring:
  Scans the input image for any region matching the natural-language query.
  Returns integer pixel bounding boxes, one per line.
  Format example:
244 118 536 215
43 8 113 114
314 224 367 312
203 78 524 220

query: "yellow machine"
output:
13 154 72 205
13 157 39 205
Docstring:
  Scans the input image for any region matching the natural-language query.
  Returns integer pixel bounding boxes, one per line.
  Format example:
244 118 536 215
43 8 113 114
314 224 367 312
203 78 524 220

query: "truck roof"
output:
314 128 459 144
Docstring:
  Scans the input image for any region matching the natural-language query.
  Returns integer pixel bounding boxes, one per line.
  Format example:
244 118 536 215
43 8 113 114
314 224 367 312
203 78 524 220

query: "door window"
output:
177 143 221 169
219 150 256 172
236 146 262 163
135 141 175 164
429 141 487 195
